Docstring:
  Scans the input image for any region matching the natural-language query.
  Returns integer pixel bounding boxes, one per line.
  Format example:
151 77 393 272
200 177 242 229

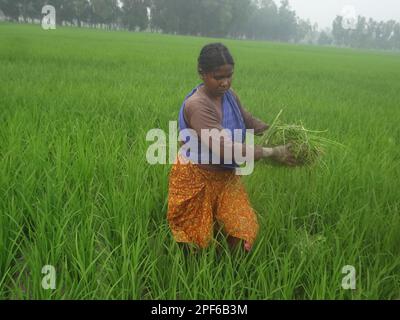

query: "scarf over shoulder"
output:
178 84 246 170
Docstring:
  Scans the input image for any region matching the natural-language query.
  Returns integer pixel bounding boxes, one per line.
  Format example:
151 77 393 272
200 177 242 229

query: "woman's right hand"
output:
262 143 297 166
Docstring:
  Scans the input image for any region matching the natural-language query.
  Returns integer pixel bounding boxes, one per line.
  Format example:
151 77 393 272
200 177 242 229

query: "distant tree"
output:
149 0 234 37
391 22 400 50
331 14 400 50
122 0 149 31
246 0 279 40
332 15 345 46
18 0 45 22
318 31 332 46
277 0 297 42
149 0 179 33
296 18 312 43
91 0 119 26
72 0 92 27
364 17 378 48
352 16 368 48
0 0 20 21
380 20 397 50
50 0 75 25
199 0 233 37
227 0 252 38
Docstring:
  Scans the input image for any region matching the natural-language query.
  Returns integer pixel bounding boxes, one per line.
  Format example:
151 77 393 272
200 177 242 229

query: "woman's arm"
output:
230 89 269 135
184 99 296 165
184 98 265 161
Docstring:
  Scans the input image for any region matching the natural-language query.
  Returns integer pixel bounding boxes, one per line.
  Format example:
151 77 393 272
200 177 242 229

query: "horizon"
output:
281 0 400 30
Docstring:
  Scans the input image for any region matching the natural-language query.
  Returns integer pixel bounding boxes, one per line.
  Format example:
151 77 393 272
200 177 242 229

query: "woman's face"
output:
200 64 234 98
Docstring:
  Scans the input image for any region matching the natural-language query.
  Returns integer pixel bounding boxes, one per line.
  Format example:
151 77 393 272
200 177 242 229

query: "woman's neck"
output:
199 85 222 103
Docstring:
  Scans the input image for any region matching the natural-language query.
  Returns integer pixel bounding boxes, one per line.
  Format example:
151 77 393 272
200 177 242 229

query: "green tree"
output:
332 15 345 46
277 0 297 42
91 0 119 25
246 0 279 40
318 31 332 46
72 0 92 27
122 0 149 31
296 18 313 43
0 0 20 21
227 0 252 38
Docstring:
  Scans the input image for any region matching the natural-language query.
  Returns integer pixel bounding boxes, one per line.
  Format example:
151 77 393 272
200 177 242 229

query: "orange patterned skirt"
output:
167 155 259 249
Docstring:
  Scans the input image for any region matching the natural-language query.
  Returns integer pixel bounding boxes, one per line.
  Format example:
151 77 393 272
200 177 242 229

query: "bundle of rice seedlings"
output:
261 110 344 166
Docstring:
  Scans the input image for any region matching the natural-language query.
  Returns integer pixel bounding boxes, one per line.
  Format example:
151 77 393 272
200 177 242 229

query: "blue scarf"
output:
178 84 246 169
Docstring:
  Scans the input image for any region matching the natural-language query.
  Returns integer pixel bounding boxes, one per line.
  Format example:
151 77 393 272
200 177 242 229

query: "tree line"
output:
328 15 400 50
0 0 399 50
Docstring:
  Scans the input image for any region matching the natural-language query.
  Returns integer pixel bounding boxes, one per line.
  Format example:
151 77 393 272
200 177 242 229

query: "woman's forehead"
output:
212 64 234 76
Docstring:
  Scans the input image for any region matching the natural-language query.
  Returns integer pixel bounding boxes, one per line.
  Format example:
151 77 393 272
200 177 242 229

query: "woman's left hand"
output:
263 143 298 166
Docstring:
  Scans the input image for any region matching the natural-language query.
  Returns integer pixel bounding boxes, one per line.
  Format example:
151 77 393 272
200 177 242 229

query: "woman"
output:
167 43 295 252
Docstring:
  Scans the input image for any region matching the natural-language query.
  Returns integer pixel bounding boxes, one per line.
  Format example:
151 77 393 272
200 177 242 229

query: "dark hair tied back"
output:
198 43 234 74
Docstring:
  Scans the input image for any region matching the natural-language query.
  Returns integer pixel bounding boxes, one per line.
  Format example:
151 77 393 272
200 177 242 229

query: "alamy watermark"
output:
341 265 356 290
41 265 56 290
146 121 255 176
42 5 56 30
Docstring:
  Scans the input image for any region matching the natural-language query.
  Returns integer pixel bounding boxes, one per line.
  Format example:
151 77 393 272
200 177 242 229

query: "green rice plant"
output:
261 110 345 166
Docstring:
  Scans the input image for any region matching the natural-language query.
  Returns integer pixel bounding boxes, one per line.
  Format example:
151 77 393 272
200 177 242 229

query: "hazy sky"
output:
280 0 400 29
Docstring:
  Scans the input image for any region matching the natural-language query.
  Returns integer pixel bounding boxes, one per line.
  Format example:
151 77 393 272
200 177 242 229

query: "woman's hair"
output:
198 43 234 74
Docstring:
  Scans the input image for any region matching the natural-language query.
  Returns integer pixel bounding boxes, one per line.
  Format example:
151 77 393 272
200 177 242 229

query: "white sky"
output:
280 0 400 29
